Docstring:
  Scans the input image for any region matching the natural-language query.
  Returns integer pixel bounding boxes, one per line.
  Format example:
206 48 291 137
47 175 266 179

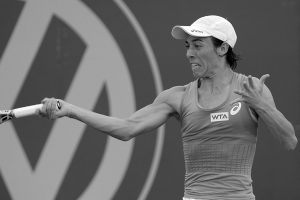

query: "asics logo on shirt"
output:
230 102 242 115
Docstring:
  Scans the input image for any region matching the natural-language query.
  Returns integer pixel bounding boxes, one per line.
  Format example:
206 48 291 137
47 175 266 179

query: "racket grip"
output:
13 104 43 118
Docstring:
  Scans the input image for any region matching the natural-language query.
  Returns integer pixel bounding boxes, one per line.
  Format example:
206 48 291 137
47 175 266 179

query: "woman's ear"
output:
217 42 229 57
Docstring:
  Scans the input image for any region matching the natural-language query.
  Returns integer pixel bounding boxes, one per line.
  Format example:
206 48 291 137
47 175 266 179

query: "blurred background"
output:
0 0 299 199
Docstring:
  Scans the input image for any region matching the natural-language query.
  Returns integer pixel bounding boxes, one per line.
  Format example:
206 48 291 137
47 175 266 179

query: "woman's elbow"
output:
112 132 134 141
284 135 298 151
290 136 298 150
120 134 134 141
112 121 137 141
121 121 143 141
282 124 298 150
107 130 134 142
117 128 138 142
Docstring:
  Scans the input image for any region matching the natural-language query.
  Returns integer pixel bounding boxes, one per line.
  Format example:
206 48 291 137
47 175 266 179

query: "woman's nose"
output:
186 47 195 59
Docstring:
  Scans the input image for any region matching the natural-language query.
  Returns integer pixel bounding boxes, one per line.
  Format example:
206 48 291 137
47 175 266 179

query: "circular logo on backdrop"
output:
0 1 164 200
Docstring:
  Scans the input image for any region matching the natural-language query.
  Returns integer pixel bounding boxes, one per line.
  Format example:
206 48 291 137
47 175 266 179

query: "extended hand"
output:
233 74 270 110
38 97 68 119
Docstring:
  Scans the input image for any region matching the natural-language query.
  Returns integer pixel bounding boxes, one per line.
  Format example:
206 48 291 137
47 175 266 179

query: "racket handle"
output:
13 104 43 118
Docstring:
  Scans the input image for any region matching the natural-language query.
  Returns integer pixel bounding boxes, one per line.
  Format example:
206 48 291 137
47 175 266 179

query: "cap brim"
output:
171 26 211 39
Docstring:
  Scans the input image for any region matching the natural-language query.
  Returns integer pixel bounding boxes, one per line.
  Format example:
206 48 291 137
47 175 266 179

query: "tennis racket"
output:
0 101 61 124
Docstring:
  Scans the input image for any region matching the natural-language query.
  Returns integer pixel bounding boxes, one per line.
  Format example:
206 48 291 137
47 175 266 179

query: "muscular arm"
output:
40 89 178 141
254 85 297 150
234 75 298 150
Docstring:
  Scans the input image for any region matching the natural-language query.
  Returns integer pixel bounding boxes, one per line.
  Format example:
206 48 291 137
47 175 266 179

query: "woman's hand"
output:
233 74 271 111
38 97 70 119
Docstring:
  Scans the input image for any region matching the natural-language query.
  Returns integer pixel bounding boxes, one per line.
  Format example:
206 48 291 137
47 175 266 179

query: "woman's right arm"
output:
39 89 177 141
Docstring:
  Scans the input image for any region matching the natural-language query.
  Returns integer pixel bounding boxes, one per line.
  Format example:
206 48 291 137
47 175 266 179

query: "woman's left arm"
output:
234 74 298 150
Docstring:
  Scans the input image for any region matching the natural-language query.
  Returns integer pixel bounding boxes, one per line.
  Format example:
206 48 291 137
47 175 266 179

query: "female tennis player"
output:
39 15 297 200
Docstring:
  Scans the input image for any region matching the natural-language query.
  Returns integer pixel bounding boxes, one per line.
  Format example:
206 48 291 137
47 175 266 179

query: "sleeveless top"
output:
179 73 258 200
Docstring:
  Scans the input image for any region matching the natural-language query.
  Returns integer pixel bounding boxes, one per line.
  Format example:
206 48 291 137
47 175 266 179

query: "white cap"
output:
171 15 237 48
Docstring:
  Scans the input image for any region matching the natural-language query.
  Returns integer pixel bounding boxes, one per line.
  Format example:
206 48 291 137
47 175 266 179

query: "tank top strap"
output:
231 73 259 122
179 80 199 119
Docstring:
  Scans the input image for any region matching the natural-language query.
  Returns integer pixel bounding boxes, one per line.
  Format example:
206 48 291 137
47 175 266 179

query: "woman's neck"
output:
199 66 234 93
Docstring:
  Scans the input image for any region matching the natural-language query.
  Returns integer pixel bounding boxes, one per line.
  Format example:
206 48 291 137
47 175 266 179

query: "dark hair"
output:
211 37 240 70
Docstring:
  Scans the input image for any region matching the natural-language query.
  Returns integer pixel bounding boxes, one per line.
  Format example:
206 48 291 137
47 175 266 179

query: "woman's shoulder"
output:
155 82 194 114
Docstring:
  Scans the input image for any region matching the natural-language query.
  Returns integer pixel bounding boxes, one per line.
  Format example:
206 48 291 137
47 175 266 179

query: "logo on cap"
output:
191 29 203 33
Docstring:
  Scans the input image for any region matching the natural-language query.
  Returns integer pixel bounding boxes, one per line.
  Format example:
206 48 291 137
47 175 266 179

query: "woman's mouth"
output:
190 63 207 78
191 63 200 69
